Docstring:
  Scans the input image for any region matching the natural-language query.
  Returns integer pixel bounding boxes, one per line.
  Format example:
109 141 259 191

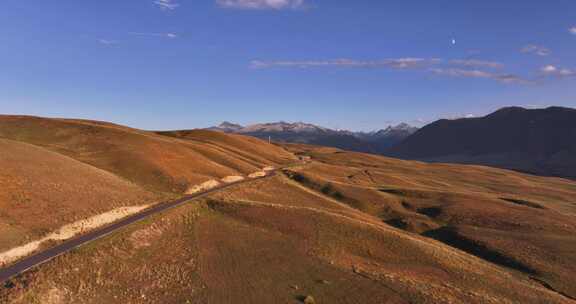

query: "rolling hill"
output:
0 115 295 194
386 106 576 179
1 118 575 303
0 138 158 254
0 115 295 258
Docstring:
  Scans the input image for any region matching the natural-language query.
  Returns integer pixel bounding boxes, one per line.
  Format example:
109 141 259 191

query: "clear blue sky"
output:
1 0 575 131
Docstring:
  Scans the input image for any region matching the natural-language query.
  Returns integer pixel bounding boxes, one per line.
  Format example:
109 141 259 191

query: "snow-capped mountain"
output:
208 121 418 153
238 122 331 134
208 121 243 132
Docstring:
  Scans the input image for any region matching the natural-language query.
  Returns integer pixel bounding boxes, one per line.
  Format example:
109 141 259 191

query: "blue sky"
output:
1 0 575 131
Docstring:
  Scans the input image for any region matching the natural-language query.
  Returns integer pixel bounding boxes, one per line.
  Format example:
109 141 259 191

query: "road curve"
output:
0 170 278 284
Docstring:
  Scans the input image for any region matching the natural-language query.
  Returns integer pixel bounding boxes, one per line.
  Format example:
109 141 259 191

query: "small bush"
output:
321 183 344 200
303 295 316 304
284 170 310 183
320 183 333 195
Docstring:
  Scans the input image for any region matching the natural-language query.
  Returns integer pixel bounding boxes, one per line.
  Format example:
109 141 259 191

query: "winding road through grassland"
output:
0 169 283 284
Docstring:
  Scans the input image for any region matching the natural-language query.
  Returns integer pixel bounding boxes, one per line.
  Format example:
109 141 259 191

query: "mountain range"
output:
2 114 576 303
210 106 576 180
208 121 419 153
386 106 576 179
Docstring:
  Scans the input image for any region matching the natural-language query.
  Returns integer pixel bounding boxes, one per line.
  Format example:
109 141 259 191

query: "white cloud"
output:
569 27 576 35
431 68 529 84
431 68 491 78
495 74 531 84
541 65 576 78
251 58 441 69
449 59 503 69
541 65 558 73
98 39 118 45
129 32 178 39
154 0 179 10
217 0 305 10
521 45 550 56
251 57 538 85
253 58 508 71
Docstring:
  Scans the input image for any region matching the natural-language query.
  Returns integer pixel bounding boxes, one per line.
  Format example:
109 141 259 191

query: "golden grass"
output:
0 138 159 252
0 115 296 193
282 144 576 299
2 120 576 303
0 115 294 264
3 195 570 303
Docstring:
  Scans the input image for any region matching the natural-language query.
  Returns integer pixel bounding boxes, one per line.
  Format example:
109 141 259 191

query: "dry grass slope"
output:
0 138 158 253
0 115 295 193
1 119 575 303
2 195 571 303
282 144 576 300
0 115 294 266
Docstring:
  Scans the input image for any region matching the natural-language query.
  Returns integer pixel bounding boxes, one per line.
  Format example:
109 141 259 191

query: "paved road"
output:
0 170 278 284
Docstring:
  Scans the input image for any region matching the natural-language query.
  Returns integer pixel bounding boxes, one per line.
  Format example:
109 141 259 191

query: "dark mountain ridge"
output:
386 106 576 179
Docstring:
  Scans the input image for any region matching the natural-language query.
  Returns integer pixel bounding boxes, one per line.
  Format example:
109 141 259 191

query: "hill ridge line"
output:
0 166 292 284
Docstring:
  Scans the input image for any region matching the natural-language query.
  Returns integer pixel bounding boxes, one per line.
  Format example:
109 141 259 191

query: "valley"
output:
1 116 575 303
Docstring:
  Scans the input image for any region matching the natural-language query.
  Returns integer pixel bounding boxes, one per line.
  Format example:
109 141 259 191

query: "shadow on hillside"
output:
416 207 442 218
423 226 537 275
282 170 365 210
500 198 546 209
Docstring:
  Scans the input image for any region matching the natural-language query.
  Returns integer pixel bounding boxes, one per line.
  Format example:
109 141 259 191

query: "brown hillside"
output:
0 115 296 193
2 143 576 303
283 143 576 299
2 189 570 303
0 138 158 253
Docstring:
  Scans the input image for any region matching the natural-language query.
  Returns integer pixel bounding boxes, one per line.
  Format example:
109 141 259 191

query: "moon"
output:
451 39 456 45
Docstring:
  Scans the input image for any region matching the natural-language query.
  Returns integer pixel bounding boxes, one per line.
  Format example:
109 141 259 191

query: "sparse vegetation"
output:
0 115 295 256
320 183 344 200
1 119 576 303
282 170 366 211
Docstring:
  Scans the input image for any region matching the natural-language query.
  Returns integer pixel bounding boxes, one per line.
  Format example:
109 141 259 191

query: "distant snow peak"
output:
207 120 418 153
376 123 419 136
208 121 243 132
219 121 243 129
212 120 417 137
395 122 412 129
239 121 329 133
